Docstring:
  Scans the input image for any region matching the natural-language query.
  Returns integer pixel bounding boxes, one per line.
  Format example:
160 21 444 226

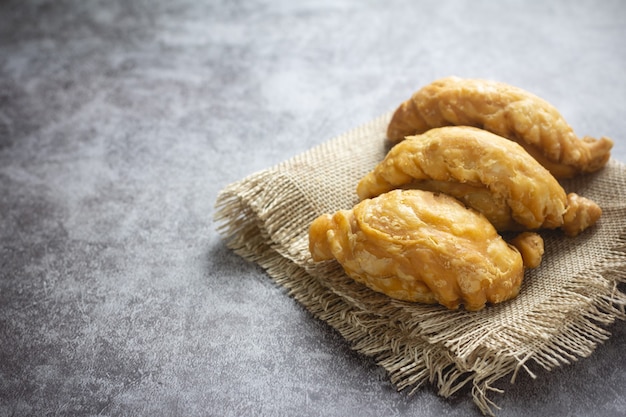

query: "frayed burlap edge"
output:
214 139 626 416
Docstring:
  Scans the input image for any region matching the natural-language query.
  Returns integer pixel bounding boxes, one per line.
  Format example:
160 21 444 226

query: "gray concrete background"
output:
1 0 625 416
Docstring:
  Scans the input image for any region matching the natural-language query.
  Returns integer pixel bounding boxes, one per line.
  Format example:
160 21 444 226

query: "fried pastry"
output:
357 126 602 236
309 189 544 310
386 76 613 178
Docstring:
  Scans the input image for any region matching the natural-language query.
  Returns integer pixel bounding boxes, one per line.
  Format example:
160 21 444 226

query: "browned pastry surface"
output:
387 76 613 178
309 189 544 310
357 126 602 235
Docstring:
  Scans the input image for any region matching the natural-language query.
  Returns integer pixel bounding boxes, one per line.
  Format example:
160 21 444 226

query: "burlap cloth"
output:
214 112 626 415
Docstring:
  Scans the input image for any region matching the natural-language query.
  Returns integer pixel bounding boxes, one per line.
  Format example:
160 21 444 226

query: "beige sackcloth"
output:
214 112 626 415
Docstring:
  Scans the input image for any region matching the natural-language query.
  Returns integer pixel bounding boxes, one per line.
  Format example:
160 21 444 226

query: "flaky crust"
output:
357 126 602 235
387 76 613 178
309 189 543 310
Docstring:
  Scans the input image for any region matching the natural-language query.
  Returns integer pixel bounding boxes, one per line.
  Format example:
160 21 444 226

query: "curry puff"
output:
386 76 613 178
357 126 602 236
309 189 544 311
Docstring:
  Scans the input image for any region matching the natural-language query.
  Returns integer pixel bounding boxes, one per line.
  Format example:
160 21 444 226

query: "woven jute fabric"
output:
214 112 626 415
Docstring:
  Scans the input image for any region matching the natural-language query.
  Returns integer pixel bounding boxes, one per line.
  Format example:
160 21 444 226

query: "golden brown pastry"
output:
387 76 613 178
357 126 602 236
309 189 544 311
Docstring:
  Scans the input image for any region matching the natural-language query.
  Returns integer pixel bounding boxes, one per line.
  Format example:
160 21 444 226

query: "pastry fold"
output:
357 126 602 236
387 76 613 178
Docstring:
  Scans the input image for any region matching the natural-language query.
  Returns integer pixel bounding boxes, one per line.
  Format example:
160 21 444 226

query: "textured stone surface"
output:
1 1 625 416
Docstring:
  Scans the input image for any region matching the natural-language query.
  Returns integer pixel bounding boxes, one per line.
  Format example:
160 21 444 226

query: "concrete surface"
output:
1 0 625 416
